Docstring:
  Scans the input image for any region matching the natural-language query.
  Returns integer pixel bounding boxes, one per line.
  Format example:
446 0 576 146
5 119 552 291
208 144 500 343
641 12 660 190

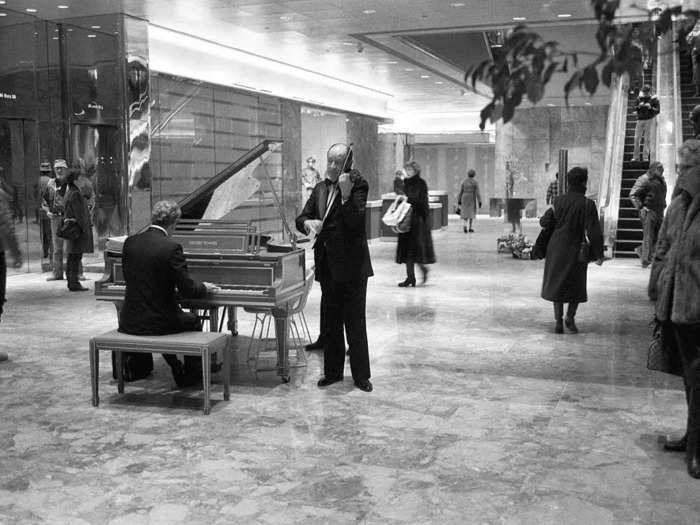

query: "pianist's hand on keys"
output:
203 282 221 293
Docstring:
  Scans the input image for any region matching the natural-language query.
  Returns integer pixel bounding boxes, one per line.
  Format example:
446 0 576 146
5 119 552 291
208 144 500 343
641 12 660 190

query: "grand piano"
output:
95 140 307 381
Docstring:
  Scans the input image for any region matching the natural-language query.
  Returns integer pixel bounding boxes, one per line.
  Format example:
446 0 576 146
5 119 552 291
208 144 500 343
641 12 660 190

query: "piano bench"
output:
89 330 230 415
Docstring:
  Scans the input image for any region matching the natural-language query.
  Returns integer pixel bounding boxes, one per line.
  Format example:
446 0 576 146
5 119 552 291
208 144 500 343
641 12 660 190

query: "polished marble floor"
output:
0 217 695 524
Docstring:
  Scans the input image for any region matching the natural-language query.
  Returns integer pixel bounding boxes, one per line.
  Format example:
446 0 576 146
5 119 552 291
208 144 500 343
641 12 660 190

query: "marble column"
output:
121 16 151 233
346 115 380 199
655 22 682 196
280 100 302 228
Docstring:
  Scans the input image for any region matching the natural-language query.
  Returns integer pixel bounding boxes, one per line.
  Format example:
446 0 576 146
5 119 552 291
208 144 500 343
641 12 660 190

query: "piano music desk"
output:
89 330 230 415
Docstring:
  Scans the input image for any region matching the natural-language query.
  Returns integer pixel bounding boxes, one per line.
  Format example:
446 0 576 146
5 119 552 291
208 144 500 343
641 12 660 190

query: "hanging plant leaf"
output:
601 61 613 87
583 65 599 94
564 71 583 105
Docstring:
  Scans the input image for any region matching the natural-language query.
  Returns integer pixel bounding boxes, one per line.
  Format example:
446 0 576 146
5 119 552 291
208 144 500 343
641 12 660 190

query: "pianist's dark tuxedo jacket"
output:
295 171 374 283
119 226 207 335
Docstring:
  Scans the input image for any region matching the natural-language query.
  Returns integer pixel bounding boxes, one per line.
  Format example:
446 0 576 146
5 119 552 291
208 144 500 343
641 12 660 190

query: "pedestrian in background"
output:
629 161 667 268
458 169 482 233
648 139 700 479
396 160 435 286
0 182 22 334
541 167 604 334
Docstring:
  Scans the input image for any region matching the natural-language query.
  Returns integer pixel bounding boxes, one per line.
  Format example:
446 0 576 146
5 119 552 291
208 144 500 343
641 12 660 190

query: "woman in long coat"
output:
63 169 93 292
395 160 435 287
541 167 603 333
458 170 482 233
648 139 700 478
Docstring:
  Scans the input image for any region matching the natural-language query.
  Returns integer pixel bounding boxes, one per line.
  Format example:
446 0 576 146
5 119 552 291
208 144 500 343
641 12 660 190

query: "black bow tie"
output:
326 179 337 187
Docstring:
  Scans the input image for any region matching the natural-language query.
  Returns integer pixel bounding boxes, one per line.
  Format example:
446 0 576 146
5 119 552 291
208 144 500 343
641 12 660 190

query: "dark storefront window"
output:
0 12 126 273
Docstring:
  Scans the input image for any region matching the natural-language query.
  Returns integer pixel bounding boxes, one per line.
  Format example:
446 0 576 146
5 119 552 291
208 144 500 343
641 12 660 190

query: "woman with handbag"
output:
62 169 93 292
540 167 603 333
648 139 700 478
458 169 482 233
395 160 435 287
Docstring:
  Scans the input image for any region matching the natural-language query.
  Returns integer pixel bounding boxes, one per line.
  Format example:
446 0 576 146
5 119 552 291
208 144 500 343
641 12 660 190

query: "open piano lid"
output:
104 139 283 254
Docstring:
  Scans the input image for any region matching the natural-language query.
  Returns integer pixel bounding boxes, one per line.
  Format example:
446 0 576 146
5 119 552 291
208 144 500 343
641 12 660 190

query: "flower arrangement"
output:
496 233 534 260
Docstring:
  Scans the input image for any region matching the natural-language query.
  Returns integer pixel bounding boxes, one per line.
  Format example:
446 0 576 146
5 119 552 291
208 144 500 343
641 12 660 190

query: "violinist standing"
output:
295 144 373 392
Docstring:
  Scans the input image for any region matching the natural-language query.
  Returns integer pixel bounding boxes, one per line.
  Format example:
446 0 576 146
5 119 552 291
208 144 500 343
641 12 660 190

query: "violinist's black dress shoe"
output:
354 379 373 392
398 278 416 287
68 285 89 292
317 376 343 388
305 339 324 351
663 433 687 452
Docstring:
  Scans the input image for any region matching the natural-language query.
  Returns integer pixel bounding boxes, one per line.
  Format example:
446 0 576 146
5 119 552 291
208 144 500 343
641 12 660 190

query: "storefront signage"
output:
0 91 17 101
88 102 104 110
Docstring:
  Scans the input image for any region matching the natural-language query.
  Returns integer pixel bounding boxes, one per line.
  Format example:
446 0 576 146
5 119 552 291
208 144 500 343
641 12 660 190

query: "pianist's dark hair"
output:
152 200 182 228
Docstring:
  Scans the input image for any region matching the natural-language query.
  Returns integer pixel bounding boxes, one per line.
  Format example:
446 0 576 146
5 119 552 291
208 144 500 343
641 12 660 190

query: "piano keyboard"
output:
100 283 266 296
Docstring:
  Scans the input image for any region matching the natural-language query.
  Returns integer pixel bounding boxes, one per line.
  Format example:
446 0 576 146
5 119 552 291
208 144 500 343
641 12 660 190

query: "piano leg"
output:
90 340 99 407
272 308 290 382
226 306 238 336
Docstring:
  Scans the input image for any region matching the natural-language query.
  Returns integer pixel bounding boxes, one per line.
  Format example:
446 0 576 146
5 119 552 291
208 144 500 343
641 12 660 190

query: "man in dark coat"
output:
0 184 22 337
541 167 604 333
295 143 373 392
119 200 218 386
63 169 93 292
629 161 667 267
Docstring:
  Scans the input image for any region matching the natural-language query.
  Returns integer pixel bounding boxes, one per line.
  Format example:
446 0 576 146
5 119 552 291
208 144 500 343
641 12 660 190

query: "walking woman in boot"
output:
648 139 700 478
63 168 93 292
540 167 603 333
395 160 435 287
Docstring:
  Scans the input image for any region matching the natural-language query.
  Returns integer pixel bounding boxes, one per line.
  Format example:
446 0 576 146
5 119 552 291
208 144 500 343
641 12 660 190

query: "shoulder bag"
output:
382 195 413 233
57 217 82 240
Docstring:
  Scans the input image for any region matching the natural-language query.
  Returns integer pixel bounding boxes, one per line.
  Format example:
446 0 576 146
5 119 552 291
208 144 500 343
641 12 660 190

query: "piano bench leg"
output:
90 341 99 407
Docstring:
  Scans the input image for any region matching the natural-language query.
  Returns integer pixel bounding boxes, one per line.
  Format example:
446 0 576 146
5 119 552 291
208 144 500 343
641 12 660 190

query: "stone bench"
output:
89 330 230 415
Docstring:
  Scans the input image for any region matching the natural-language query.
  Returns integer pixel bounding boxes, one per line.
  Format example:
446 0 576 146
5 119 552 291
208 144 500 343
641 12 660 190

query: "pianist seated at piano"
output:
118 200 219 387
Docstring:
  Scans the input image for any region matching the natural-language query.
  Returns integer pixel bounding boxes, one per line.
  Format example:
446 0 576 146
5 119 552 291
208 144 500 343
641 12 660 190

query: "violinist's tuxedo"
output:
296 170 373 382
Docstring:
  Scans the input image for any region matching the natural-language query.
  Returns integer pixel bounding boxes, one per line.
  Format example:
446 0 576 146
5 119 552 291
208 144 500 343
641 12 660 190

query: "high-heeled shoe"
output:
398 278 416 287
420 266 429 285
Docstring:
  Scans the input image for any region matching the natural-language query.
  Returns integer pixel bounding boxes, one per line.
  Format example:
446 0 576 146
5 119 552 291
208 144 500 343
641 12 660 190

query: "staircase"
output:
614 71 653 258
680 49 700 141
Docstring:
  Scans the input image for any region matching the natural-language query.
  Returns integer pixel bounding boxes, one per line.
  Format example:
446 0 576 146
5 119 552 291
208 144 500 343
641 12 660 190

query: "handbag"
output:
578 240 590 263
647 319 683 376
532 207 555 260
56 218 82 240
382 195 413 233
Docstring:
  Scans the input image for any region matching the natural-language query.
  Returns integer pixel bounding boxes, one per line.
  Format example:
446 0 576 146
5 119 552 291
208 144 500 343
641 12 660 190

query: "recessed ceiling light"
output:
435 81 444 84
0 1 6 4
404 67 414 71
513 16 527 21
362 9 376 14
557 13 572 18
386 60 398 64
90 25 100 29
547 103 556 107
57 4 69 8
87 34 96 38
420 75 430 78
342 42 354 46
450 2 465 6
584 102 592 105
0 12 6 16
279 15 292 21
26 8 38 13
52 36 58 40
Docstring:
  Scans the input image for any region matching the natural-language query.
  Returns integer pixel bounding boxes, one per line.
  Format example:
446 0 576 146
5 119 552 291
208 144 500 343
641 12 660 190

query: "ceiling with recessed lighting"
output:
0 0 647 130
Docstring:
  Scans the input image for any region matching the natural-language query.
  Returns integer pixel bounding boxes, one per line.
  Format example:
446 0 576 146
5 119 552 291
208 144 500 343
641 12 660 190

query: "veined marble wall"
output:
495 105 609 214
347 115 380 199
